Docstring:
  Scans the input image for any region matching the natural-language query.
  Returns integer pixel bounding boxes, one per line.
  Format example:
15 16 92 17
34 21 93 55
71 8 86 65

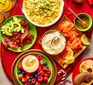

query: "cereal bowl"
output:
22 0 64 27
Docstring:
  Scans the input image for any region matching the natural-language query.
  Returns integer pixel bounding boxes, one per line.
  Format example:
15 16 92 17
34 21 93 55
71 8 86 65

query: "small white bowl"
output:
22 0 64 27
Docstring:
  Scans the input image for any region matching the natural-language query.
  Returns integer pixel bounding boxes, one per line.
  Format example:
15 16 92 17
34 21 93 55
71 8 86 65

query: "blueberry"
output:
37 72 40 76
34 74 38 79
43 62 47 66
30 76 34 79
22 70 25 75
28 78 31 83
18 70 22 74
35 72 40 76
46 65 49 68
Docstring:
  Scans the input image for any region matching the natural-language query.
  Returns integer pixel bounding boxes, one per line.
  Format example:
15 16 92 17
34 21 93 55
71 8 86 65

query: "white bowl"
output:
22 0 64 27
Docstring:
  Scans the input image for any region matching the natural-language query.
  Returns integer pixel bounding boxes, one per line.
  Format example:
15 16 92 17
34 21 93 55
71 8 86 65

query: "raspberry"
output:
38 76 43 82
31 78 36 84
37 55 42 60
39 71 44 76
44 76 48 81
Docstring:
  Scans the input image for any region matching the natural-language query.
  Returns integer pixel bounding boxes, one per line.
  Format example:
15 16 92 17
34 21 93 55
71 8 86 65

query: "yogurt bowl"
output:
40 29 66 55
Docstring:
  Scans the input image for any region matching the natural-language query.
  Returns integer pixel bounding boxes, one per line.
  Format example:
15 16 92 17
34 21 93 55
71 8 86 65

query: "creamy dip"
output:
41 30 66 55
22 55 39 73
24 0 61 25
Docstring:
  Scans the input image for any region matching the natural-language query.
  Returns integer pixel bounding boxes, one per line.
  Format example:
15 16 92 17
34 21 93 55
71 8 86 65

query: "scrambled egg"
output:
24 0 61 25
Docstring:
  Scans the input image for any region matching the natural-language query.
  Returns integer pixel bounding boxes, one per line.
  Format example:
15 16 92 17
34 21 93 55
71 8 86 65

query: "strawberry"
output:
37 66 43 71
46 69 51 74
35 82 41 85
25 73 30 79
22 77 28 83
39 60 43 65
18 63 22 70
44 73 50 77
18 74 23 79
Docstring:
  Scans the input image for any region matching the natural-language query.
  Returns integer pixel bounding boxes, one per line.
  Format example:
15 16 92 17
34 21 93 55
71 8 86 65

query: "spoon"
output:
68 8 88 28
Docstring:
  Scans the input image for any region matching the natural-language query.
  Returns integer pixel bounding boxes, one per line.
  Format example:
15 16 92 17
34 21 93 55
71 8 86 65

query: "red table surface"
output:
1 0 93 84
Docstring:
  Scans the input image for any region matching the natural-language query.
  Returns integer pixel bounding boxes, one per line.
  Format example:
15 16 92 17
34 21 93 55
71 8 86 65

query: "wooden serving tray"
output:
53 16 89 69
40 16 90 69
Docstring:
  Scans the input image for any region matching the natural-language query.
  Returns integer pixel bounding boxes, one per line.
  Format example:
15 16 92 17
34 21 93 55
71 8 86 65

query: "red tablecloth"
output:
0 0 93 84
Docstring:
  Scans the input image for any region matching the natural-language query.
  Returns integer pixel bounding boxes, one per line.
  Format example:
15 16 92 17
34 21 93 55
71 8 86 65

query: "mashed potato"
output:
24 0 61 25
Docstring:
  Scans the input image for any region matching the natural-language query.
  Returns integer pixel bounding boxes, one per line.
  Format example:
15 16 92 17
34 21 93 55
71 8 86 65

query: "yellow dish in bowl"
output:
22 0 64 27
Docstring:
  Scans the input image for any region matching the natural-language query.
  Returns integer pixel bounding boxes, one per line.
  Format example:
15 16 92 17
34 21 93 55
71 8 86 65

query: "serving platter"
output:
12 49 57 85
49 16 90 69
72 58 93 85
0 0 93 85
0 16 37 52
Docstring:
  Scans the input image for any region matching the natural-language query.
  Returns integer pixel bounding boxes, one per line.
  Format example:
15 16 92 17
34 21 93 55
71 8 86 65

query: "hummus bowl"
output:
40 29 66 55
22 0 64 27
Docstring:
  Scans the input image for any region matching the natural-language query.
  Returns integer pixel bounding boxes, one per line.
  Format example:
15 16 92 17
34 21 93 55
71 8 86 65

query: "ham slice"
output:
20 29 28 44
4 36 18 48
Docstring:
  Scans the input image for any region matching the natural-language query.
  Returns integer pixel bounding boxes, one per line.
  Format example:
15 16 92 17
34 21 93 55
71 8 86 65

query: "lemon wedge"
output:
64 48 75 64
81 34 90 45
64 57 75 64
65 48 74 58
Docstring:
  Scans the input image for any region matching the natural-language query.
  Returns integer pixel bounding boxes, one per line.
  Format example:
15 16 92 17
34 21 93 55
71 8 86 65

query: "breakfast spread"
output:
41 29 66 55
74 72 93 85
0 0 93 85
79 60 93 73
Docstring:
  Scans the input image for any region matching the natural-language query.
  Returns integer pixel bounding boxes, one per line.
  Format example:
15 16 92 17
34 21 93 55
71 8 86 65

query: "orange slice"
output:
0 0 5 3
3 0 13 11
0 11 4 23
0 0 10 10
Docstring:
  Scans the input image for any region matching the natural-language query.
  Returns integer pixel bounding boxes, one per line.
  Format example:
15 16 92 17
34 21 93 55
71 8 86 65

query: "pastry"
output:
79 60 93 73
74 72 93 85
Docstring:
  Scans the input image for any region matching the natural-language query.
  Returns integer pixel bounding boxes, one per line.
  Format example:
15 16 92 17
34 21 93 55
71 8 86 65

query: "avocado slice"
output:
13 22 21 32
4 26 12 36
